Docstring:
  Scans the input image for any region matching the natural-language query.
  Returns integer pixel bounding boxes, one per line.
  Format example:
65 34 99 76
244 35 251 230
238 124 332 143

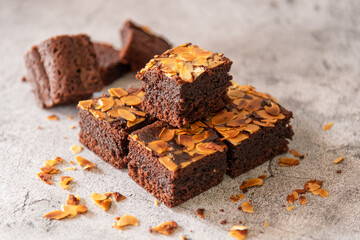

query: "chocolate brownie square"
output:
127 121 227 208
24 34 103 108
205 82 294 178
93 42 130 85
120 20 171 72
137 43 233 127
78 88 153 169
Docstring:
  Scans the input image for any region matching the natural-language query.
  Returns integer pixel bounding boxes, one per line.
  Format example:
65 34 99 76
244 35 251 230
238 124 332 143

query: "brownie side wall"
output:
127 140 227 207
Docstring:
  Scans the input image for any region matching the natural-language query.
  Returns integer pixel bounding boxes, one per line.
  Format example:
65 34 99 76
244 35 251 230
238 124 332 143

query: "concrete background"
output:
0 0 359 239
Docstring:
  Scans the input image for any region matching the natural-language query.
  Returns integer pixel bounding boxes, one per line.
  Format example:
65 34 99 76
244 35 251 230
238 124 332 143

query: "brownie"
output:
119 20 171 72
205 82 294 178
137 43 233 127
78 87 153 169
24 34 103 108
127 121 227 208
93 42 130 85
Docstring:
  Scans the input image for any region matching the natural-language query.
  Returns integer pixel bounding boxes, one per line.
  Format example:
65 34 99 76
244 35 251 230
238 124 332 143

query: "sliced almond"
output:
128 108 147 117
91 193 107 201
59 176 74 189
117 215 139 227
122 95 142 106
66 194 80 205
159 156 178 172
159 128 175 141
227 133 249 145
43 210 69 220
255 110 285 120
192 131 212 143
178 135 195 150
228 225 248 240
98 97 114 111
37 172 53 185
76 204 88 213
243 124 260 134
179 62 193 82
312 188 328 197
226 116 251 127
287 206 295 211
108 88 128 98
40 166 59 174
334 156 344 164
62 205 78 218
117 109 136 122
70 145 83 154
89 109 106 119
211 111 236 125
241 201 254 214
264 102 280 116
113 192 126 202
196 142 224 155
244 98 262 112
289 150 304 159
47 115 59 121
152 221 178 235
78 100 93 109
278 158 300 167
44 159 57 166
240 178 263 191
148 140 168 154
322 121 333 131
230 195 240 202
299 196 307 205
75 156 95 170
304 179 323 192
127 117 146 128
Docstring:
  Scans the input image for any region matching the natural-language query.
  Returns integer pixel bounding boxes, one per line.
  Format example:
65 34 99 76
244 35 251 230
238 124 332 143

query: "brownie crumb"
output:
148 226 153 233
220 220 227 225
219 209 224 212
196 208 205 218
237 206 242 211
239 221 242 224
21 76 26 82
336 170 342 174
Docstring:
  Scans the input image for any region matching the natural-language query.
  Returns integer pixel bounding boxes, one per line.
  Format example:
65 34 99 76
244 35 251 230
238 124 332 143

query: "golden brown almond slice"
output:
108 88 128 98
40 166 59 174
113 192 126 201
75 156 95 170
287 206 295 211
106 109 121 118
66 194 80 205
241 201 254 214
178 135 195 150
289 150 304 159
78 100 93 109
92 195 112 211
128 108 147 117
294 189 306 194
234 99 248 110
253 120 275 127
98 97 115 111
127 117 146 128
226 116 251 127
91 193 108 201
117 109 136 122
230 195 240 202
89 109 106 119
148 140 168 154
122 95 142 106
264 102 280 116
76 204 88 213
240 178 264 191
44 159 58 166
312 188 329 197
258 175 268 179
227 133 249 145
334 156 345 164
243 124 260 134
161 58 178 72
117 215 139 227
47 115 59 121
37 172 53 185
159 128 175 141
154 199 159 206
70 144 83 154
244 98 262 112
179 52 195 62
59 176 74 190
278 158 300 167
152 221 178 235
43 210 69 220
299 196 307 205
286 191 299 205
220 129 240 139
322 121 333 131
192 131 212 143
195 208 205 218
256 110 285 120
62 204 78 218
211 111 236 125
304 179 323 192
195 142 217 155
64 167 76 171
159 156 178 172
228 89 245 99
237 194 245 199
179 62 193 82
228 225 248 240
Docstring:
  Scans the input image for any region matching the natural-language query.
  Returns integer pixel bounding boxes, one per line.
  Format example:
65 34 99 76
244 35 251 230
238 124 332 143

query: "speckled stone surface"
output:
1 0 359 239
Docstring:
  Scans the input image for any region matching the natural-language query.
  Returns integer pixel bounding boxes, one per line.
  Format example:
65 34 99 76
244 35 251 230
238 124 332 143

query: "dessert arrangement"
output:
23 19 338 239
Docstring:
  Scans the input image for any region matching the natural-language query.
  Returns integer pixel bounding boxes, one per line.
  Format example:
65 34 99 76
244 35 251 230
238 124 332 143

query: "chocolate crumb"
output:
21 76 26 82
220 220 227 225
239 221 242 224
148 226 153 233
196 208 205 218
237 206 242 211
219 209 224 212
336 170 342 174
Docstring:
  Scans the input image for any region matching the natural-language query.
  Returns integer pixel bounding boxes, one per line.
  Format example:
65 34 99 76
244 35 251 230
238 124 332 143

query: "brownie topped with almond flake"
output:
127 120 227 208
137 43 233 127
77 88 154 169
24 34 103 108
205 82 294 178
120 20 171 72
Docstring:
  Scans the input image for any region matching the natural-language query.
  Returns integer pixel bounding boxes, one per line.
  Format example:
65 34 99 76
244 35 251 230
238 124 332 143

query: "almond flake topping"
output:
159 128 175 141
75 156 95 170
148 140 168 154
152 221 178 235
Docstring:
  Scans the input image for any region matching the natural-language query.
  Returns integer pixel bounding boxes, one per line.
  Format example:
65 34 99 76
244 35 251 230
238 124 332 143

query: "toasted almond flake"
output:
192 131 212 143
264 221 269 227
237 194 245 199
286 192 299 205
89 109 106 119
178 135 195 150
47 115 59 121
253 120 275 127
76 204 88 213
43 210 69 220
230 195 240 202
117 109 136 122
195 208 205 218
334 156 345 164
62 204 78 218
154 199 159 206
55 157 63 163
258 175 268 179
64 167 76 171
152 221 178 235
287 206 295 211
117 214 139 227
44 159 58 166
159 128 175 141
66 194 80 205
104 192 113 198
75 156 95 170
59 176 74 189
211 111 236 125
244 98 262 112
227 133 249 145
255 110 285 120
159 156 178 171
122 95 142 106
108 88 128 98
113 192 126 201
148 140 168 154
68 116 73 120
264 102 280 116
304 179 323 192
78 100 93 109
289 150 304 159
93 196 112 211
98 97 115 111
179 62 193 82
322 121 333 131
299 196 307 205
278 158 300 167
240 178 264 191
312 188 328 197
91 193 108 201
127 117 146 128
70 145 83 154
295 189 307 194
244 124 260 134
37 172 53 185
228 225 248 240
69 160 75 165
40 166 59 174
226 116 251 127
70 125 76 129
241 201 254 214
128 108 147 117
195 142 223 155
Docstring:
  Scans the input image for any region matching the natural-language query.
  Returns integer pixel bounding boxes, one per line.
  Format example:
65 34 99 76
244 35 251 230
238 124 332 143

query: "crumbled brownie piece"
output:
24 34 103 108
120 20 171 71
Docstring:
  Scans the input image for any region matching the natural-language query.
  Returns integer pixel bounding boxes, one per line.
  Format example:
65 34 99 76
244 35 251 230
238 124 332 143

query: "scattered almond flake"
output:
195 208 205 218
68 116 73 120
240 178 264 192
105 192 113 198
66 194 80 205
64 167 76 171
287 206 295 211
47 115 59 121
43 210 69 220
230 195 240 202
179 236 188 240
228 225 248 240
75 155 95 169
264 221 269 227
322 121 333 131
70 160 75 165
152 221 178 235
294 189 306 194
258 175 268 179
241 201 254 214
113 192 126 202
70 125 76 129
44 159 57 166
286 191 299 205
91 193 112 211
37 172 53 185
154 199 159 206
54 156 63 163
334 156 345 164
113 215 139 231
59 176 74 189
289 150 304 159
62 204 78 218
299 196 307 205
70 145 83 154
304 179 323 192
312 188 329 197
278 158 300 167
237 194 245 199
40 166 60 174
76 204 88 213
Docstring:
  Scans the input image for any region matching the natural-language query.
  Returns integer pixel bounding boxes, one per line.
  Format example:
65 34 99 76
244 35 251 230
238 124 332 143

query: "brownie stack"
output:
77 43 294 208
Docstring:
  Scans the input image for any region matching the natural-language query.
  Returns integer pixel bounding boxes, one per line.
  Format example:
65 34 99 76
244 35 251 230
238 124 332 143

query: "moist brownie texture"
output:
24 34 103 108
205 82 294 178
120 20 171 72
137 43 233 127
127 121 227 207
93 42 130 85
78 88 153 168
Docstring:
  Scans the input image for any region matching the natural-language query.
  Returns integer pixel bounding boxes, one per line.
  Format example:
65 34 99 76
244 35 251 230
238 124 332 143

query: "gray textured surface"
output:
1 0 359 239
